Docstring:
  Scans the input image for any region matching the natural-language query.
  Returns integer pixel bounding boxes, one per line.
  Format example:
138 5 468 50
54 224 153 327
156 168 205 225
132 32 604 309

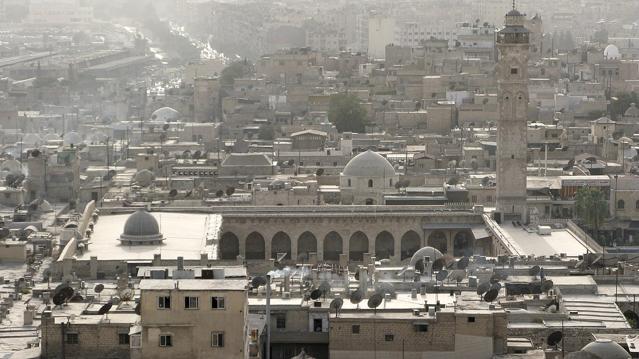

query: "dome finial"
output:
513 0 516 10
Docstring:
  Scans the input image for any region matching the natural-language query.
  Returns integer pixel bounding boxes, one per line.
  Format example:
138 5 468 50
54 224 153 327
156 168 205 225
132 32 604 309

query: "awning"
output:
471 226 491 239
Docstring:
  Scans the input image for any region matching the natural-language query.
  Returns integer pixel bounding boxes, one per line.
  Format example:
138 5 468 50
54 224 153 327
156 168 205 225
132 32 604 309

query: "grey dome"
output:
625 103 639 117
119 210 164 244
409 246 444 267
581 339 630 359
342 150 395 177
151 107 180 122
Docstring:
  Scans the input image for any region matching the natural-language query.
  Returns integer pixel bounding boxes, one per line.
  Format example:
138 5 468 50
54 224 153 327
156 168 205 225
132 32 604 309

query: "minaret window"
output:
511 68 518 75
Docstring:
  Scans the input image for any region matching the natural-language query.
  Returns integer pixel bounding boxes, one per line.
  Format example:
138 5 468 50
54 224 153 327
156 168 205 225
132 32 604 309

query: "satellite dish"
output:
432 257 448 272
529 265 541 277
120 288 134 302
52 292 66 306
541 280 554 292
310 289 322 300
456 256 470 270
98 300 113 315
350 290 363 305
162 123 170 131
483 288 499 302
547 331 563 346
330 298 344 317
94 284 104 293
449 270 466 283
59 286 74 301
169 189 178 198
251 276 267 289
367 293 383 309
436 270 449 282
477 281 491 296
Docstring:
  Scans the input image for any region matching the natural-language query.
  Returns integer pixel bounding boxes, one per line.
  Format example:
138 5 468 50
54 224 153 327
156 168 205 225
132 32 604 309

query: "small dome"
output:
342 150 396 177
43 133 61 142
581 339 630 359
134 169 155 187
151 107 180 122
409 246 444 268
22 134 42 146
625 103 639 117
604 44 621 60
63 132 83 146
1 159 21 174
119 210 164 244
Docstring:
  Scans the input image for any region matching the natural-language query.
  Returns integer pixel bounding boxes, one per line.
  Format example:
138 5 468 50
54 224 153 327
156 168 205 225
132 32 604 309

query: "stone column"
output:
89 256 98 280
265 238 272 260
392 236 401 264
239 236 246 258
446 231 454 255
291 234 298 262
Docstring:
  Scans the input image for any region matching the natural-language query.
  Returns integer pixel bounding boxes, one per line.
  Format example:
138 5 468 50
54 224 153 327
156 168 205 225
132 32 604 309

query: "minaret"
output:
496 3 529 222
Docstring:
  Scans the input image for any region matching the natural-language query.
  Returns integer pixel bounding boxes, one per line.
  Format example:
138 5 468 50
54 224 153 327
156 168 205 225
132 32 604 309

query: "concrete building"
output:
193 77 220 123
495 7 530 222
138 278 249 359
368 14 395 60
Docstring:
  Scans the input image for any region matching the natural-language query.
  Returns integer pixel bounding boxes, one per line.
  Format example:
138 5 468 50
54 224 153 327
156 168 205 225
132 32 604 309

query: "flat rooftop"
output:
140 279 247 291
500 224 595 257
75 213 221 261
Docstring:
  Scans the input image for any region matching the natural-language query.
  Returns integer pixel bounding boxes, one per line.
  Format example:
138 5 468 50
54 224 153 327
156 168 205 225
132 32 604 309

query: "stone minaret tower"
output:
496 4 529 222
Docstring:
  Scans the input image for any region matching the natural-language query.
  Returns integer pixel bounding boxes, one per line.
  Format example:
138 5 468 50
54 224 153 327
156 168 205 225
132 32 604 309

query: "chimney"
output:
420 285 426 296
177 256 184 271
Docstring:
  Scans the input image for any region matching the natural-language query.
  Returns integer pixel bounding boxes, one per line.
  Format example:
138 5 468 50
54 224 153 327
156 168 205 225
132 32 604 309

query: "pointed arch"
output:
245 232 265 260
272 232 291 260
219 232 239 260
324 232 343 261
349 231 369 261
298 231 317 261
401 230 421 260
375 231 394 259
453 231 474 257
428 231 447 254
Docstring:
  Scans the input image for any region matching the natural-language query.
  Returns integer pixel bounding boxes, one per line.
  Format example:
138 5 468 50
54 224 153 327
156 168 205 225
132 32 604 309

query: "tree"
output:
447 176 459 186
315 168 324 176
575 187 608 245
328 93 368 133
215 190 224 198
258 125 275 140
220 61 251 85
225 187 236 197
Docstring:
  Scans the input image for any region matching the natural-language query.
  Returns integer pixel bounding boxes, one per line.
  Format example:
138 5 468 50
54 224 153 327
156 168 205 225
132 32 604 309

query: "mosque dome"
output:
43 133 61 142
581 339 630 359
119 210 164 245
1 159 21 174
604 44 621 60
151 107 180 122
63 132 83 146
409 246 444 268
342 150 396 177
624 103 639 118
22 134 42 146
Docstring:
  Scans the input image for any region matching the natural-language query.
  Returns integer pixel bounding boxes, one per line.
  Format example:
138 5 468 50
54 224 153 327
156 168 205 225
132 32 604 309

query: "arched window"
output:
636 200 639 210
368 179 373 187
389 179 393 186
347 179 351 187
618 200 625 210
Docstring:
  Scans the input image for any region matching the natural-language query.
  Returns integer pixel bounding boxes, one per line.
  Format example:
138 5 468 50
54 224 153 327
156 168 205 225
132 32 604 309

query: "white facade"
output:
368 14 395 59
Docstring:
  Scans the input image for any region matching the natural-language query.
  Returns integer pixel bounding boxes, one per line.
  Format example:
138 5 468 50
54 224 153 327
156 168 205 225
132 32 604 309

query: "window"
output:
158 296 171 309
65 333 79 344
352 325 360 334
211 332 225 347
468 316 476 323
184 296 199 309
160 334 172 347
347 179 351 187
415 324 429 332
119 333 130 345
368 179 374 187
385 334 394 342
211 297 225 309
276 314 286 329
389 179 393 186
313 318 323 332
618 200 625 210
511 68 518 75
636 200 639 209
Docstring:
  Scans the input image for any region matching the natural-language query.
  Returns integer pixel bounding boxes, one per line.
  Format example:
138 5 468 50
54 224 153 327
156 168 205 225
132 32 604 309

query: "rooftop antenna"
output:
512 0 516 10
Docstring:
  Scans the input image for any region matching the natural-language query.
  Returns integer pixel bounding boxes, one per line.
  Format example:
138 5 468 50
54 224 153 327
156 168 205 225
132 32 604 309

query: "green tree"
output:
220 61 251 85
328 93 368 133
575 187 608 244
